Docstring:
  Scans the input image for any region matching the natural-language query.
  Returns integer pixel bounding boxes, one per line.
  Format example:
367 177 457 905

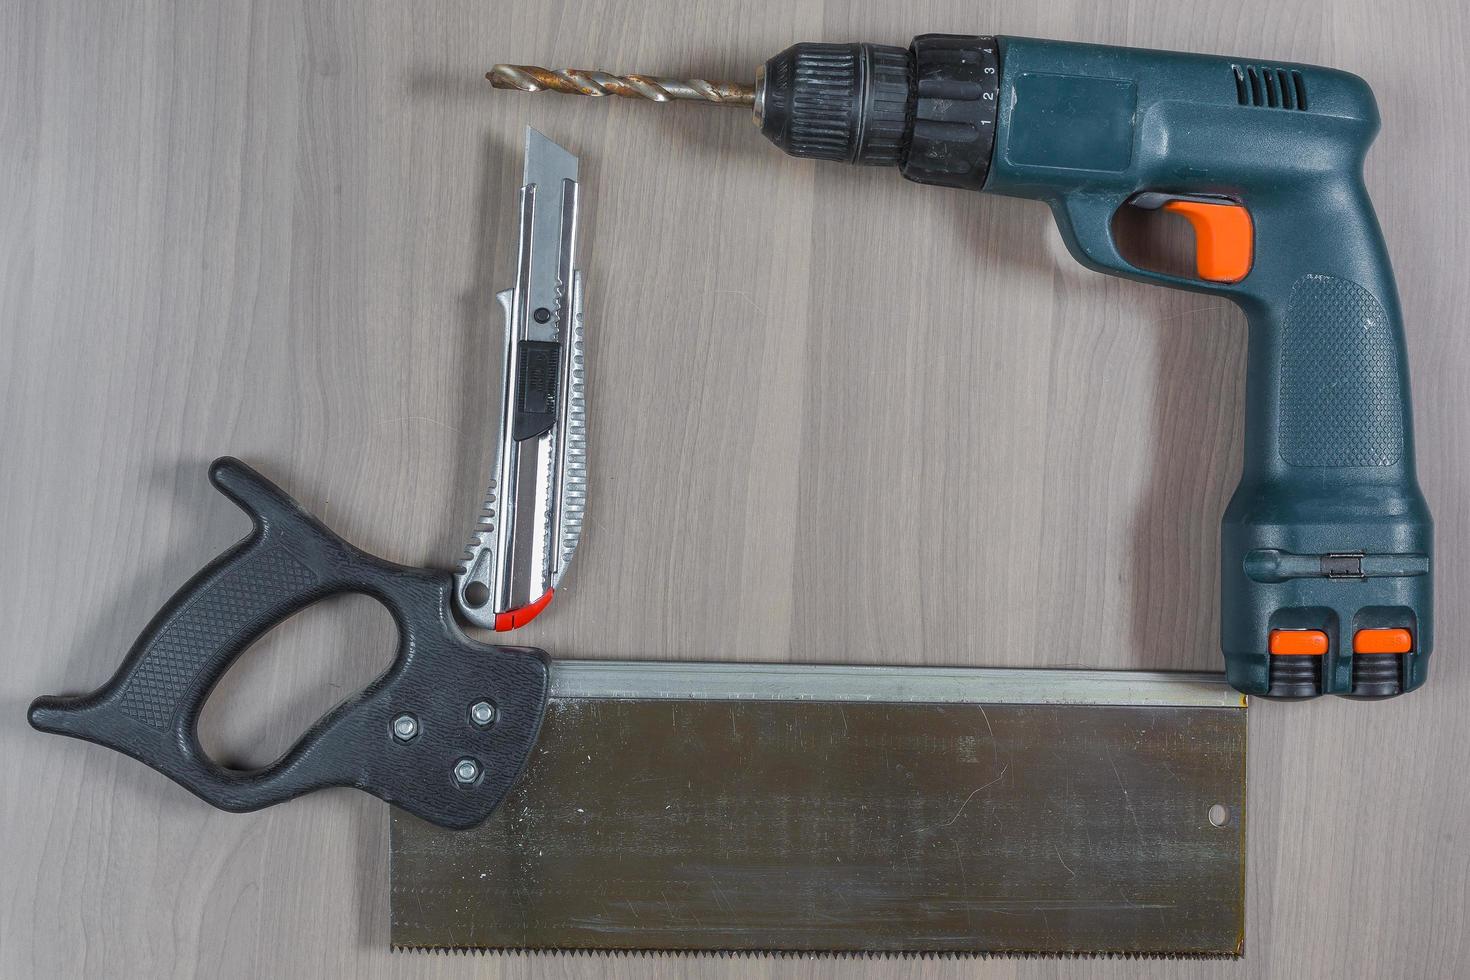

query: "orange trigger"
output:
1162 199 1254 283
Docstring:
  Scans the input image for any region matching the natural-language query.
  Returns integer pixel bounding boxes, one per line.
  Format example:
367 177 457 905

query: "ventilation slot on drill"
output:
1232 65 1308 110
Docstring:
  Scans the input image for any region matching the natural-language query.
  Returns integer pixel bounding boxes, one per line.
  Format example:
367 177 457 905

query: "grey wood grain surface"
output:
3 0 1467 976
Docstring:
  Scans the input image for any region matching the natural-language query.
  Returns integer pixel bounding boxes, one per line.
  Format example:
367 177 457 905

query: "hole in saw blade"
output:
1208 803 1230 827
197 594 396 770
464 581 490 608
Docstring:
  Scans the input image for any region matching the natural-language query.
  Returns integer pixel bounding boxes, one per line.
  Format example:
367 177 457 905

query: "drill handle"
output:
1055 177 1433 697
1221 182 1431 697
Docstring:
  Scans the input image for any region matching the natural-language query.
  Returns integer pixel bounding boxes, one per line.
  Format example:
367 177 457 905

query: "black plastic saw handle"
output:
28 458 549 830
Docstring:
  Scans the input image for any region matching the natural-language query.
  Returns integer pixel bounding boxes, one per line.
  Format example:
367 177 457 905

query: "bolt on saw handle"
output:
28 458 549 829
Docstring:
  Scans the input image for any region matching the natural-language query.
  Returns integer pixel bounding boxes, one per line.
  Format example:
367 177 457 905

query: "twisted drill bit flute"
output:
488 65 755 106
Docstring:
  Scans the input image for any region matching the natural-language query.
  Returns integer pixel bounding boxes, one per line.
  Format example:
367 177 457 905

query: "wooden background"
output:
3 0 1467 976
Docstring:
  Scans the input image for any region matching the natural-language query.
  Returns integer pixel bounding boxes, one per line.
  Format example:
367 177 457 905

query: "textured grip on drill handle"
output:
27 458 549 829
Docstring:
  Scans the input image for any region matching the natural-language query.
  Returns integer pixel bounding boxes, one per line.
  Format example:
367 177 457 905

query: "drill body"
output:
490 33 1434 699
757 35 1432 699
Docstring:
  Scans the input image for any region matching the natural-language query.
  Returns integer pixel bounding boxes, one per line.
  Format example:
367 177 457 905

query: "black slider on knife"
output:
514 340 560 441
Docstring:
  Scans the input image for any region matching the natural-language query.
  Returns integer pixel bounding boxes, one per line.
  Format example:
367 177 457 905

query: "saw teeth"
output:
391 944 1239 959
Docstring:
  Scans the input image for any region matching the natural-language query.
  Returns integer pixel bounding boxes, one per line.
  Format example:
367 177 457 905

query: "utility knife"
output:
457 128 587 631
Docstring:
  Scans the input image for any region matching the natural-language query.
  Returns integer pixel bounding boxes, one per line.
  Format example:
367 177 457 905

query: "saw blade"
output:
390 663 1246 957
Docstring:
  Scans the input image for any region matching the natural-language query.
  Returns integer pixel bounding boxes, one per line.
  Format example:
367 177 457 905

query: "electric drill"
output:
489 34 1434 700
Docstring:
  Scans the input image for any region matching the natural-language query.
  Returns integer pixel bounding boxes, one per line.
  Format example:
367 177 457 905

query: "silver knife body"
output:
457 129 585 630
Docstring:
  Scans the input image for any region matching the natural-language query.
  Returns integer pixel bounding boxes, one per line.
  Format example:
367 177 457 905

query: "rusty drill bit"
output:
488 65 755 107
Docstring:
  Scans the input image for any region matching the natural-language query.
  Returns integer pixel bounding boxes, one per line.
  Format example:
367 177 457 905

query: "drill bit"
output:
488 65 755 107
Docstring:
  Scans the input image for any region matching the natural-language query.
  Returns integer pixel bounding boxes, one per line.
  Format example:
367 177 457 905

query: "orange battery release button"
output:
1163 199 1254 283
1269 629 1328 656
1353 628 1412 654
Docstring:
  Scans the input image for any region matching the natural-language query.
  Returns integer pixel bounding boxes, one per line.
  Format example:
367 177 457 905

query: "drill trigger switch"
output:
1161 197 1254 284
1127 192 1254 284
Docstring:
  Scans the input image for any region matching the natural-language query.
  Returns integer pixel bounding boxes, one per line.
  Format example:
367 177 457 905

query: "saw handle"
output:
28 458 549 829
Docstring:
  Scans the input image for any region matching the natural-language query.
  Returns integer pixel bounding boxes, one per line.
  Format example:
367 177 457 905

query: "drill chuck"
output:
490 34 1000 189
755 35 1001 190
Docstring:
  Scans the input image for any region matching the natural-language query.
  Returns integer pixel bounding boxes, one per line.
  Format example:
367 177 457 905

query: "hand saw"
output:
28 129 1247 958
